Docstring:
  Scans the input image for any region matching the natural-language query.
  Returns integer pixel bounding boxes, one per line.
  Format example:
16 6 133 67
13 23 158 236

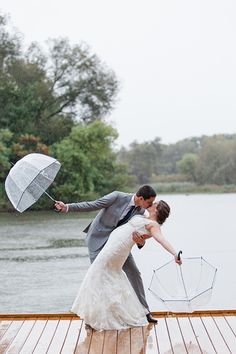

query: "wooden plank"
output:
117 328 131 354
155 317 173 354
46 319 71 354
200 316 231 353
0 314 235 354
102 330 118 354
176 317 202 354
165 316 188 354
74 321 92 354
60 319 83 354
89 329 105 354
143 324 159 354
0 320 24 354
0 314 79 320
130 327 144 354
1 310 236 321
5 320 35 354
19 319 48 354
0 321 12 340
212 316 236 353
152 310 236 317
189 316 216 353
33 319 59 354
225 316 236 336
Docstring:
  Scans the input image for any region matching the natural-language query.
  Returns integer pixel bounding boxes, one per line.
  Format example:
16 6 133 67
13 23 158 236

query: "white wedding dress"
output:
71 215 156 330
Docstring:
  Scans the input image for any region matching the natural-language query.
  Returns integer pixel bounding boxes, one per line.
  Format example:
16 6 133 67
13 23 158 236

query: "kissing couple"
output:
55 185 181 330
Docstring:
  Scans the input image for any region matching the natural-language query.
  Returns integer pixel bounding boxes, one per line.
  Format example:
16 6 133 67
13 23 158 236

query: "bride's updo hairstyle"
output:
156 200 170 225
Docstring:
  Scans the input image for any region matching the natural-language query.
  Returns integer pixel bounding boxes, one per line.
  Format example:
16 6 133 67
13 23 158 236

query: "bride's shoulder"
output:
131 215 158 226
144 219 159 226
129 214 145 224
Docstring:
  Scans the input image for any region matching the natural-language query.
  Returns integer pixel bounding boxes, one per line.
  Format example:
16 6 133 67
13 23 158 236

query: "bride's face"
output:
147 202 158 216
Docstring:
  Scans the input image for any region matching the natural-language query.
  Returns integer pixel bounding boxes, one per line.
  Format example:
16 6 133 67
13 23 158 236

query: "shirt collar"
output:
130 194 135 206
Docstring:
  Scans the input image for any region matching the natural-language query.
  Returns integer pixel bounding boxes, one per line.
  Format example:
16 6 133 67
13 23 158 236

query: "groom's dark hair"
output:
136 185 156 200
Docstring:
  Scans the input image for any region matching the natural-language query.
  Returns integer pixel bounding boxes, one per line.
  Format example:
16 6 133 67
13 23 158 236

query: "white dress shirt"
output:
120 195 149 219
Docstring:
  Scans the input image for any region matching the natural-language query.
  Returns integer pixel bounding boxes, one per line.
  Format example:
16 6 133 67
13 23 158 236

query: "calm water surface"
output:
0 194 236 313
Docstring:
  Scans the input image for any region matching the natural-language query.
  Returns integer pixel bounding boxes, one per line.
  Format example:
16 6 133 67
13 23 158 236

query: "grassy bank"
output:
149 182 236 194
1 183 236 212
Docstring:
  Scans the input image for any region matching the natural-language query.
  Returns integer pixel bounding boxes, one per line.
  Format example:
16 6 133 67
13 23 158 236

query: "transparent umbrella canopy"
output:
148 255 217 313
5 153 61 213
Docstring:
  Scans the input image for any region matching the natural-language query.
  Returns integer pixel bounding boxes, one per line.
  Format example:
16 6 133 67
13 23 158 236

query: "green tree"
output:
45 38 119 123
159 137 201 174
0 13 20 70
0 15 119 145
176 153 198 182
52 121 130 201
0 129 13 180
118 138 162 184
196 137 236 184
11 134 49 159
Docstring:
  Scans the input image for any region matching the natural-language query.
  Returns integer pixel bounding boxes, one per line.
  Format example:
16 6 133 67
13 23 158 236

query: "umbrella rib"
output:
188 287 213 301
154 259 173 271
16 186 37 210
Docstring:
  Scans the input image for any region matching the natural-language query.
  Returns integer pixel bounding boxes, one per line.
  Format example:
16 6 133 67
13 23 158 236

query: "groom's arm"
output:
132 232 151 249
55 191 120 213
68 191 120 212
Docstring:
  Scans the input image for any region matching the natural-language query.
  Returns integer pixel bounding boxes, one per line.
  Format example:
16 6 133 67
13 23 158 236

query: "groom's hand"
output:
132 231 151 248
54 201 67 213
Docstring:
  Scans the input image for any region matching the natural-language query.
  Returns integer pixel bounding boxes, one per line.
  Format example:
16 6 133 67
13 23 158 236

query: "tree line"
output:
0 13 235 210
118 134 236 187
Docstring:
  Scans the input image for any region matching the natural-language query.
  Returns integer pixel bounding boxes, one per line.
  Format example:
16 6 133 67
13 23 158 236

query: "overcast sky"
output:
1 0 236 147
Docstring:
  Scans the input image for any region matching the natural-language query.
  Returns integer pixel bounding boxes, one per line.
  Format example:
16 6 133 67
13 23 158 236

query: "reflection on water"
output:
0 194 236 313
164 343 207 354
77 324 154 354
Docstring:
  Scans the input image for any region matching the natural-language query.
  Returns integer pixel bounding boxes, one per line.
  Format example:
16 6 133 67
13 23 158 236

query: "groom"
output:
55 185 157 323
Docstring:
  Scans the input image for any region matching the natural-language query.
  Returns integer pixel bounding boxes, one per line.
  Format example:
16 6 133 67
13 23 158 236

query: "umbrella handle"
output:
43 190 60 212
53 207 61 213
177 250 182 261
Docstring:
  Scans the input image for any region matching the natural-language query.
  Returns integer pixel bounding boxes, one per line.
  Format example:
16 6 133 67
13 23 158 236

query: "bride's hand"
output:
174 253 182 265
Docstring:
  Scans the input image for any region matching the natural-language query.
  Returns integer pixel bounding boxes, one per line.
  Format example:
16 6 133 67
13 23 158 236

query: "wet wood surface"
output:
0 312 235 353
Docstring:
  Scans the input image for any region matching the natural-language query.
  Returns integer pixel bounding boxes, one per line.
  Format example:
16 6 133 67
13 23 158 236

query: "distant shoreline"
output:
149 182 236 195
1 185 236 213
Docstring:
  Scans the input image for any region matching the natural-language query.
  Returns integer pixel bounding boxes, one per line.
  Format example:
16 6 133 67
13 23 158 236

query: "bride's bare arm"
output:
145 223 182 264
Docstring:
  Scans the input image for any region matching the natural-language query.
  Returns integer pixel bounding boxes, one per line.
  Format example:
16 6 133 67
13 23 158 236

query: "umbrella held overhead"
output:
5 153 61 212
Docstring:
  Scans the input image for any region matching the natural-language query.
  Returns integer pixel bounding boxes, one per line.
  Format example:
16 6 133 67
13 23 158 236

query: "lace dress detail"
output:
71 215 156 330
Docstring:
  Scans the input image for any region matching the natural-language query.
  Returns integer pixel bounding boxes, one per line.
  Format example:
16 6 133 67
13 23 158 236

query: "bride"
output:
71 200 181 330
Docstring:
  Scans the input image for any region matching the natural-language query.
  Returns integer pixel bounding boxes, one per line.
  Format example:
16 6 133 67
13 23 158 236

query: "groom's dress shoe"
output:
146 313 158 324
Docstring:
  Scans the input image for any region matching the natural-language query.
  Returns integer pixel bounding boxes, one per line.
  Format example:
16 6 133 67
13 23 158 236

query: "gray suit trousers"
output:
90 252 149 313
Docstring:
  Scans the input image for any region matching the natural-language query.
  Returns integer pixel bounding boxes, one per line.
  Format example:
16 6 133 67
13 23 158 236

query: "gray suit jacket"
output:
67 191 145 253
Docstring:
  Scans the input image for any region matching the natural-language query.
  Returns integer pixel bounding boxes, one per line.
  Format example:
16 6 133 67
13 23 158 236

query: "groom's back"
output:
84 191 132 253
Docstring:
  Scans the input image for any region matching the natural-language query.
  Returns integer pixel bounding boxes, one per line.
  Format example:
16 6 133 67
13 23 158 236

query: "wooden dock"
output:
0 311 236 353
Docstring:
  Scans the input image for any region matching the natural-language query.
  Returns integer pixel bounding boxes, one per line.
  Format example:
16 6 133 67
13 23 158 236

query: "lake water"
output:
0 194 236 314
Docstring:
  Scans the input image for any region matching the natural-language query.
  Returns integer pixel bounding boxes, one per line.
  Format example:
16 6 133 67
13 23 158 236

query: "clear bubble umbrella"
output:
148 252 217 313
5 153 61 213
